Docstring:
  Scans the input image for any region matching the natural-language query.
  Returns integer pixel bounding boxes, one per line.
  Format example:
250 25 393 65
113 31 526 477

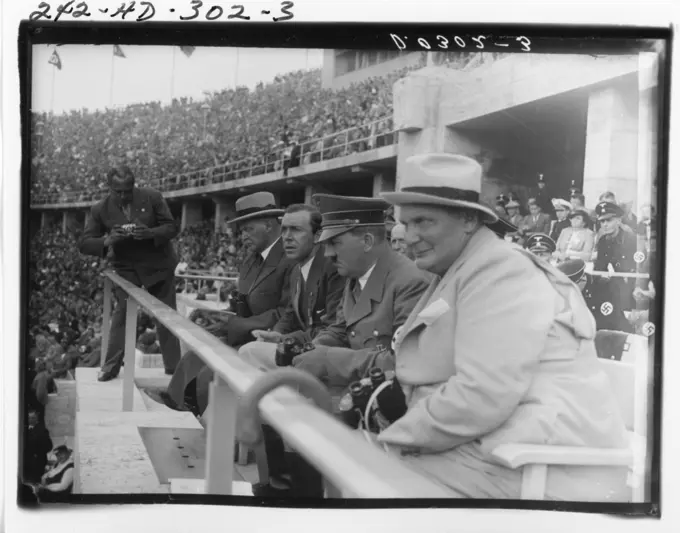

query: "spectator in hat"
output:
373 153 628 500
549 198 573 242
594 201 638 313
523 233 556 263
520 199 551 238
263 194 430 498
557 259 633 333
494 194 509 219
32 445 75 500
79 165 182 382
165 191 295 415
554 208 596 263
504 200 524 243
534 173 555 219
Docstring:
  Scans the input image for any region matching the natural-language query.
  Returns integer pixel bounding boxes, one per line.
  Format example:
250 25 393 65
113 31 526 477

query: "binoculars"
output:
338 367 407 431
274 337 316 367
230 289 252 318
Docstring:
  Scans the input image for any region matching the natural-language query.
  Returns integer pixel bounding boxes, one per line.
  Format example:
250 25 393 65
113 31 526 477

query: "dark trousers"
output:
261 424 324 498
101 276 181 375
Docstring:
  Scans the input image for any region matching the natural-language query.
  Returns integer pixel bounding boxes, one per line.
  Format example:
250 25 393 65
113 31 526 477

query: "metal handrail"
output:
31 116 396 206
102 270 453 498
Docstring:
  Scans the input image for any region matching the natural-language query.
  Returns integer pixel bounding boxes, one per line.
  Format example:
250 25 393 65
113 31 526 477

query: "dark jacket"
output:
224 238 295 347
594 225 639 312
79 187 179 288
273 246 345 344
24 423 53 483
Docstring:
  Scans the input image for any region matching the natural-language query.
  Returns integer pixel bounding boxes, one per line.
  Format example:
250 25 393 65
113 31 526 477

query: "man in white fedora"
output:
375 153 630 501
164 191 296 414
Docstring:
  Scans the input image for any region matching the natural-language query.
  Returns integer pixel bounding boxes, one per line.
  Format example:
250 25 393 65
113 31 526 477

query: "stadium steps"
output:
74 366 257 494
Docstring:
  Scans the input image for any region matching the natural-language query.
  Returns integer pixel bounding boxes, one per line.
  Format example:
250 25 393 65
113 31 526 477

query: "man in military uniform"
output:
535 173 555 219
524 232 556 263
557 259 633 333
252 194 430 498
593 201 638 318
550 198 572 242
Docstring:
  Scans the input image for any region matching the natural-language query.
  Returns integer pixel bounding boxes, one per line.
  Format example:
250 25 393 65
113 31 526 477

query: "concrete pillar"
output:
637 52 659 213
372 173 396 197
213 197 236 233
392 66 492 217
304 185 314 205
181 200 203 231
62 211 79 234
582 81 639 209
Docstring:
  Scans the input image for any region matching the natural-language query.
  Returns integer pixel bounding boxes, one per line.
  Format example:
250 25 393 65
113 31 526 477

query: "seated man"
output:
239 203 345 370
165 192 295 414
31 445 75 501
251 194 431 498
373 153 630 501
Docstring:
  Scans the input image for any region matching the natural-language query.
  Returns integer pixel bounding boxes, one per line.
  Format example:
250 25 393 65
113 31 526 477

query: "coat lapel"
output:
345 249 391 327
248 238 284 293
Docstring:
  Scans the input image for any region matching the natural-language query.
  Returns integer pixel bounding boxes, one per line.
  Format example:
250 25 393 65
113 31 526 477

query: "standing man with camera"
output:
238 203 345 369
79 166 181 382
165 192 295 414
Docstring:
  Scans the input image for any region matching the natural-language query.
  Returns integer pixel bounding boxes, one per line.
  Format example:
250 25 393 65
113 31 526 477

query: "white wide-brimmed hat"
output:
381 153 499 223
227 191 284 225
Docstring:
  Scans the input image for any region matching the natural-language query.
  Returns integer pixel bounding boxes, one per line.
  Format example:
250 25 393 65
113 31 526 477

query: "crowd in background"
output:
31 59 432 204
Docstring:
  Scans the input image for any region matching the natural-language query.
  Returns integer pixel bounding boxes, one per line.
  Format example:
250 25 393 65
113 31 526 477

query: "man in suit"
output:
79 166 181 381
520 198 552 237
238 203 345 369
164 192 295 414
255 194 430 498
23 409 53 484
374 153 629 501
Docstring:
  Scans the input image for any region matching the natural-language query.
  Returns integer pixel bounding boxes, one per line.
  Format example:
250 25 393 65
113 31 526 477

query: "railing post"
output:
101 277 112 368
122 298 138 412
205 376 237 495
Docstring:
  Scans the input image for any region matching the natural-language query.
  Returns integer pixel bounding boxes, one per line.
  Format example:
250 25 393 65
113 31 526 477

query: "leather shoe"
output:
251 482 293 498
157 391 189 412
97 371 118 382
165 368 175 376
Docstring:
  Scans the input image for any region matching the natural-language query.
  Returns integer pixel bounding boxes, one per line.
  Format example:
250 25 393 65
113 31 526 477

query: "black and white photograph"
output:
3 10 673 529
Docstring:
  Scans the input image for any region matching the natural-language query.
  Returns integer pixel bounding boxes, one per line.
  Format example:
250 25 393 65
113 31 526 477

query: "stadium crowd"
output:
31 59 432 205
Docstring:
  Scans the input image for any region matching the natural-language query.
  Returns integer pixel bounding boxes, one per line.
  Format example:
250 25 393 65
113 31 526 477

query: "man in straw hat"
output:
549 198 573 242
371 153 629 500
249 193 430 498
164 191 295 414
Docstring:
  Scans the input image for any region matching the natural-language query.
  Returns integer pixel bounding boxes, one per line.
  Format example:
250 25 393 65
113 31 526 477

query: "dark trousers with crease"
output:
101 274 181 376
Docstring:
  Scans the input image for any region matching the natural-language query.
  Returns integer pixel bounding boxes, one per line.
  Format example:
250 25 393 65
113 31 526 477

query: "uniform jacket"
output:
521 212 552 236
79 187 179 288
377 227 628 496
273 246 345 344
594 225 639 311
555 227 595 261
293 248 430 391
550 218 572 243
582 276 634 333
224 238 295 347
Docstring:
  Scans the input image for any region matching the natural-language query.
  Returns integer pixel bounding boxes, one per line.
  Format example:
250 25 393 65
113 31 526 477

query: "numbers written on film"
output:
29 1 295 22
390 33 532 53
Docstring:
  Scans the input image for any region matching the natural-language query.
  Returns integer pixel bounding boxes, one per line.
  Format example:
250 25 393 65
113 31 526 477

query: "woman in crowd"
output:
553 208 596 263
